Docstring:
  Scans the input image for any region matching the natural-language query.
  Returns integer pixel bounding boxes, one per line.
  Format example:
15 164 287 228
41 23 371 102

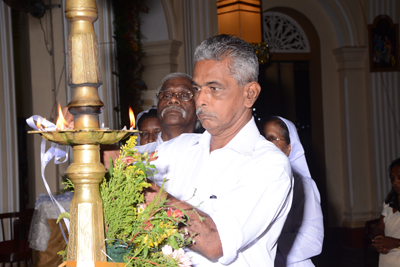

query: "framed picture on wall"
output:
368 15 399 72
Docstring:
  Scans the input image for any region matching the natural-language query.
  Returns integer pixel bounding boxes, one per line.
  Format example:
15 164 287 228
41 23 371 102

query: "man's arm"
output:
145 182 223 261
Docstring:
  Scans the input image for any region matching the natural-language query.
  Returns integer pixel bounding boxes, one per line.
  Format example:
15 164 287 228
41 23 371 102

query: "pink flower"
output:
149 151 158 162
162 245 173 256
163 246 192 267
167 208 184 222
167 207 172 217
121 156 134 164
172 209 184 221
172 248 192 267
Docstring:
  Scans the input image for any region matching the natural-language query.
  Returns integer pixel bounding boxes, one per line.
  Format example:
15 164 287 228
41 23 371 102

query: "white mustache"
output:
161 106 186 118
196 107 216 118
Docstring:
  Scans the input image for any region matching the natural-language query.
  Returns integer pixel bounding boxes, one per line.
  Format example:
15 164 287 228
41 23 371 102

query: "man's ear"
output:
244 82 261 108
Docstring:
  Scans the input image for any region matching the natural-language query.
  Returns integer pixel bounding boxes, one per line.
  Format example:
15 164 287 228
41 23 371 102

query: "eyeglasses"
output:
156 91 194 102
266 137 286 142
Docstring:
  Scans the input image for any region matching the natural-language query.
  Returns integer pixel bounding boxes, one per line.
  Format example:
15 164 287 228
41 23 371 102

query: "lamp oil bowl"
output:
28 129 139 145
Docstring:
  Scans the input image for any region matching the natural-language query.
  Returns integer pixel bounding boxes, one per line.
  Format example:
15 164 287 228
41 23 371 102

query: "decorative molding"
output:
68 33 103 87
142 40 182 68
262 11 310 53
141 39 182 109
343 210 376 228
332 47 368 70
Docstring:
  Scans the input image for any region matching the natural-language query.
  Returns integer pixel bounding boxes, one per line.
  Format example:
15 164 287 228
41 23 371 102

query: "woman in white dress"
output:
372 157 400 267
260 116 324 267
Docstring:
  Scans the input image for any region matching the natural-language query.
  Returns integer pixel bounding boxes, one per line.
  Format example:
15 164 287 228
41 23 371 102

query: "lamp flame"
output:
56 103 68 130
43 118 47 129
36 117 42 129
129 106 135 129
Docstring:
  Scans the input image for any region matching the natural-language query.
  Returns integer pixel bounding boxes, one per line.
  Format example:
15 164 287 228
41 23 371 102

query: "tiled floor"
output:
312 246 379 267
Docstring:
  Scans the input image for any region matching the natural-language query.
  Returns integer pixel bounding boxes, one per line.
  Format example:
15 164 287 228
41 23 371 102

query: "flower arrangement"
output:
100 135 194 266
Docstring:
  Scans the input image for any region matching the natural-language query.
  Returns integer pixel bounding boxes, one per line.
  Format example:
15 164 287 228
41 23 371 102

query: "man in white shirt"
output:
145 34 293 266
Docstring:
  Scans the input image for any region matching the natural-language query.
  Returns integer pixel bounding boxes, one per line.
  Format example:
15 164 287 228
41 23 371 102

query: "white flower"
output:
137 203 147 214
172 248 192 267
162 245 173 256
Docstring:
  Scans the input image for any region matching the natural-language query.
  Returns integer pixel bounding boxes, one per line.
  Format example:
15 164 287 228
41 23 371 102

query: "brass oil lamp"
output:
29 0 137 262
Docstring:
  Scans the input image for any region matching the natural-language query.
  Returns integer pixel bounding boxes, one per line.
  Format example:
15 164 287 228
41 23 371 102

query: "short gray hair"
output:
154 73 192 105
194 34 258 87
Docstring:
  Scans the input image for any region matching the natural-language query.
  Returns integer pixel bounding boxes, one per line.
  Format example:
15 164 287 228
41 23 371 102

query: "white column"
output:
333 47 374 227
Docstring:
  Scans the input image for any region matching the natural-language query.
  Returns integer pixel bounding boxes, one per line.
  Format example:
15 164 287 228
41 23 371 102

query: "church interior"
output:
0 0 399 265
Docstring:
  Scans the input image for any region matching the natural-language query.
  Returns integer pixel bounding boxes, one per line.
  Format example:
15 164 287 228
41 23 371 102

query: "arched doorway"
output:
255 7 328 224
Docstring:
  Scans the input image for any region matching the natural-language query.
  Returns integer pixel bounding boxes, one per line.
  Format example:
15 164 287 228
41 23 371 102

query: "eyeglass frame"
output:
266 137 286 142
156 90 194 102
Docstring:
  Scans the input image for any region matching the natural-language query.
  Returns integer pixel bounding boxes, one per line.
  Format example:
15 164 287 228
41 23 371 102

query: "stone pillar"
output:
0 3 19 213
333 47 373 228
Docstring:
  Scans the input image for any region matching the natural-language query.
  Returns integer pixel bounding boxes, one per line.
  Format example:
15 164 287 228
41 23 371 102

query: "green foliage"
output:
61 176 75 193
57 242 68 262
100 136 194 266
55 135 196 266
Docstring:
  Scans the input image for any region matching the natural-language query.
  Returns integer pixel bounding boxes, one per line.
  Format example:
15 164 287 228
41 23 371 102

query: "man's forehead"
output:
161 77 192 90
192 59 230 84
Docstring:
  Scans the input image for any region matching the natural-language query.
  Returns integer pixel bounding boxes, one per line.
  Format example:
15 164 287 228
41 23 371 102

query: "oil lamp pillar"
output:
65 0 106 261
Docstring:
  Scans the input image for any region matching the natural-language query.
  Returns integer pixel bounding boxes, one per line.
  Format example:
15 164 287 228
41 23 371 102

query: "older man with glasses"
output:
134 73 199 154
100 73 199 166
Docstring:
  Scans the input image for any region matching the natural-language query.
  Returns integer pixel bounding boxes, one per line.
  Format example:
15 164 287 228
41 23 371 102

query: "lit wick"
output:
36 117 42 130
42 118 48 130
129 106 135 130
56 103 69 130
